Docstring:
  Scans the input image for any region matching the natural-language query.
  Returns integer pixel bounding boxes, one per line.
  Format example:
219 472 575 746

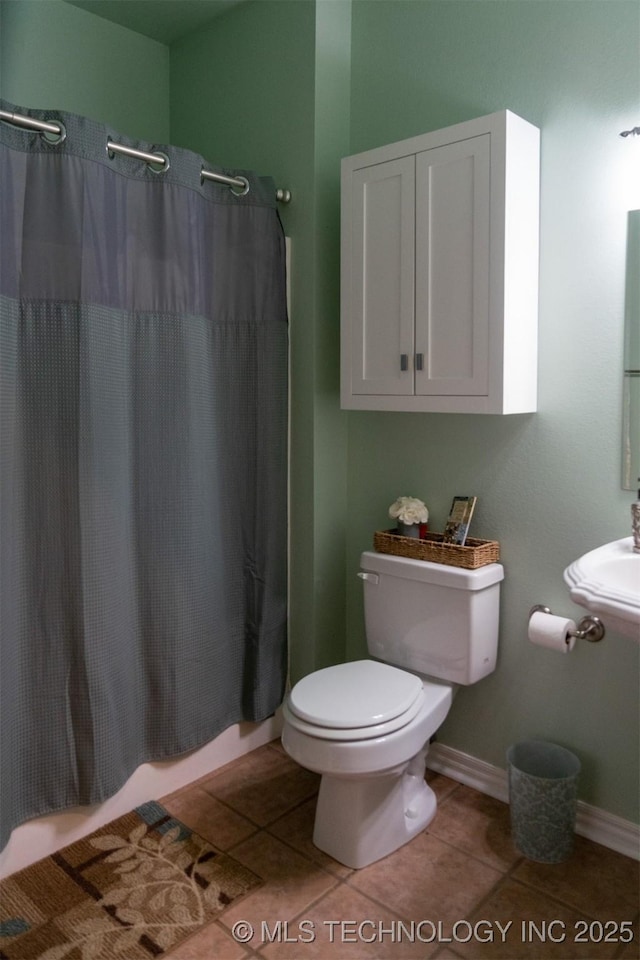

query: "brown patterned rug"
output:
0 801 262 959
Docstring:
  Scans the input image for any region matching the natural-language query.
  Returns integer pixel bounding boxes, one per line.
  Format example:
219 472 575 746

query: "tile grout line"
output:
250 875 353 958
191 777 320 837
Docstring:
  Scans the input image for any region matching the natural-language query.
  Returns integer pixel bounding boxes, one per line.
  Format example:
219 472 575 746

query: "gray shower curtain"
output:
0 101 288 849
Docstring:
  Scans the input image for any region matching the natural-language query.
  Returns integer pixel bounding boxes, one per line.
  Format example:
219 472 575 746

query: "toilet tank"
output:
359 551 504 684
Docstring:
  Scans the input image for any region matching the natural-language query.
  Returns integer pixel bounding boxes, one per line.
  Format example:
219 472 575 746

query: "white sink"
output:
564 538 640 640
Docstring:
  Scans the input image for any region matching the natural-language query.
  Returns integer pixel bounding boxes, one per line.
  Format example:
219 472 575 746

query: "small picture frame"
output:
443 496 477 546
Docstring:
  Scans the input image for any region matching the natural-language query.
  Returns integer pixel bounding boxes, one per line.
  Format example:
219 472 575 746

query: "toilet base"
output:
312 749 436 869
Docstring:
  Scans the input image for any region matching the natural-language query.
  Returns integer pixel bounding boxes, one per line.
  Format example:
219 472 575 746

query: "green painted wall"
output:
346 0 640 822
0 0 169 141
170 0 351 682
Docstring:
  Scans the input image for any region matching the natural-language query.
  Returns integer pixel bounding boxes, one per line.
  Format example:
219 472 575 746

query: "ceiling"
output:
64 0 246 45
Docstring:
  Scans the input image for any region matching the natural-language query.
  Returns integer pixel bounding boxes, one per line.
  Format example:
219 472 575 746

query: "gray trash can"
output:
507 740 580 863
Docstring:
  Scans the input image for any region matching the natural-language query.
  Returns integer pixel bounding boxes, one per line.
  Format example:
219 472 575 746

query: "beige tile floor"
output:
162 741 639 960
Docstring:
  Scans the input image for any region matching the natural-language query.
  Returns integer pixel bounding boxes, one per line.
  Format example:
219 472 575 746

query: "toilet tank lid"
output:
360 551 504 590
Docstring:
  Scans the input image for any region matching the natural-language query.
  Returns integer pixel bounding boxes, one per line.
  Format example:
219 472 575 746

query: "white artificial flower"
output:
388 496 429 525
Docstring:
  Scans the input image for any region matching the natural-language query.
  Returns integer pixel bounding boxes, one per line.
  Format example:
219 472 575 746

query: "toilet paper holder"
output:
529 605 605 643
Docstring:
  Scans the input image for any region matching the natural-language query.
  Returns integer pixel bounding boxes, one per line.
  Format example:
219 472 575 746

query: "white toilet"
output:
281 550 504 868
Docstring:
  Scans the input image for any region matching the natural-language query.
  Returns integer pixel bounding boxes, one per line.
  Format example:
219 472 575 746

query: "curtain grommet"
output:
40 121 66 146
105 141 170 174
230 176 250 198
148 151 170 174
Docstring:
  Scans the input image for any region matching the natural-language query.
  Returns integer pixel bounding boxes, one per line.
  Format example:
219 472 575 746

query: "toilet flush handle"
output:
357 572 379 584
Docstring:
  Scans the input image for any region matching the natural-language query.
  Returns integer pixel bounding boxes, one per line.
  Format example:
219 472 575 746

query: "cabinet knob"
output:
400 353 409 371
416 353 424 371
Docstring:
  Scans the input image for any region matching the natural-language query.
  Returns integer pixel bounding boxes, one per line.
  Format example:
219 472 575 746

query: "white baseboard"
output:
426 742 640 862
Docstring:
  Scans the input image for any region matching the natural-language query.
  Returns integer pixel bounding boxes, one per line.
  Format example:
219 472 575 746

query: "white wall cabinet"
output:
341 110 540 414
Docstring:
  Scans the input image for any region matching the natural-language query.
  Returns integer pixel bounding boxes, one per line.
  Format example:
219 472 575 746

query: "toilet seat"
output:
285 660 426 742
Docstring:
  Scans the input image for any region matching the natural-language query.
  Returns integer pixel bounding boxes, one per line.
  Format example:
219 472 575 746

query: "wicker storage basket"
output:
373 529 500 569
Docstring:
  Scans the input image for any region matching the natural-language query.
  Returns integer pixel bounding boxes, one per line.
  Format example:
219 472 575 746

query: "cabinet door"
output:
349 156 415 395
414 135 490 397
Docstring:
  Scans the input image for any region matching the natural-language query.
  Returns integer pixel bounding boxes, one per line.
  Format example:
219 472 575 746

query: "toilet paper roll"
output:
528 611 577 653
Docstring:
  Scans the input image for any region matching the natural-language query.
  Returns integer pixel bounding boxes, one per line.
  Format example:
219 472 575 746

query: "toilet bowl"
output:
282 551 503 869
281 660 453 868
282 660 452 774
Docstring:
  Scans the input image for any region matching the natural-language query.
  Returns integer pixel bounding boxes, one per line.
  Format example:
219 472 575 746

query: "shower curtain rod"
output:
0 109 292 204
